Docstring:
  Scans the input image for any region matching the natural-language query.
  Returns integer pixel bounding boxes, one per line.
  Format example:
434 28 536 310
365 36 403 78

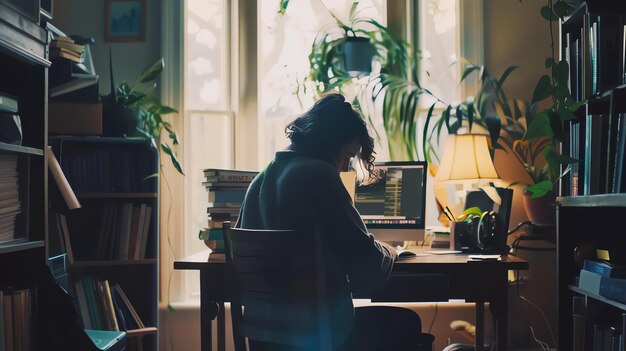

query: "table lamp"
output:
434 134 500 221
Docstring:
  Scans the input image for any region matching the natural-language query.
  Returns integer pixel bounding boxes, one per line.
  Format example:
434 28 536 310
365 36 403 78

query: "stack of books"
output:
578 259 626 303
50 35 85 63
200 168 258 252
1 288 35 351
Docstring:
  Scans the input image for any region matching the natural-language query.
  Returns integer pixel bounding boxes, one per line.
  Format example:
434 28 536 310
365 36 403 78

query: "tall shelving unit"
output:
0 1 49 349
557 2 626 350
49 136 160 351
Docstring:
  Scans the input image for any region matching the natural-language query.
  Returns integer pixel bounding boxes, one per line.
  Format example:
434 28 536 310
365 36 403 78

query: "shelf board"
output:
70 259 157 268
126 327 158 337
0 142 44 156
77 192 158 199
558 194 626 207
570 285 626 311
0 239 44 254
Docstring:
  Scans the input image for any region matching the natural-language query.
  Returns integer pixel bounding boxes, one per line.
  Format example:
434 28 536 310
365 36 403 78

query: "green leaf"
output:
162 142 184 175
463 207 483 217
460 65 481 83
496 65 518 90
485 115 502 146
277 0 289 14
553 1 573 19
525 111 549 140
540 5 558 21
556 60 570 85
558 106 578 121
137 58 165 83
531 75 553 104
545 57 555 69
548 110 563 142
527 180 553 198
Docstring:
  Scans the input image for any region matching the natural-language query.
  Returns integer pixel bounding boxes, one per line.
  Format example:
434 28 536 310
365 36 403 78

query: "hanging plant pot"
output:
102 99 141 137
340 36 374 77
522 190 557 226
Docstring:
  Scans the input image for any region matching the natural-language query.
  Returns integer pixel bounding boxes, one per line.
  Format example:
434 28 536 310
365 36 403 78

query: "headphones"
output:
474 210 497 252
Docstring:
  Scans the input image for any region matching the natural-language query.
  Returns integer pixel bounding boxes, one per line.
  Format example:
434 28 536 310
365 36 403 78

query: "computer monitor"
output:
352 161 428 243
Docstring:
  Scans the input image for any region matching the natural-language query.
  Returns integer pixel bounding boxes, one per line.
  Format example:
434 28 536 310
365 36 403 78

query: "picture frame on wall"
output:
104 0 146 42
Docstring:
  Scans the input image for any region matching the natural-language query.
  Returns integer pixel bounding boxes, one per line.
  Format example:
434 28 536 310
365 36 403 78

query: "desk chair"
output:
223 224 333 351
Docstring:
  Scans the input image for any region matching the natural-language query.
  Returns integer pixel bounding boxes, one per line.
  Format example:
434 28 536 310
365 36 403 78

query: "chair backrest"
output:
223 223 332 351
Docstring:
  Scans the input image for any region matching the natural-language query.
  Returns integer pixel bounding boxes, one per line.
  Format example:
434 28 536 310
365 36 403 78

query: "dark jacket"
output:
236 150 396 346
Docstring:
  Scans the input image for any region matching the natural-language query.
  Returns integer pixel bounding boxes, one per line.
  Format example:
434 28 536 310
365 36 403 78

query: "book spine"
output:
600 276 626 304
207 189 247 204
572 295 586 351
619 313 626 351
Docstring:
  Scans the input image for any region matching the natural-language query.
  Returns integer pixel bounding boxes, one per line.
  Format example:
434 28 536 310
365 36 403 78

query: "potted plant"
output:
102 54 183 175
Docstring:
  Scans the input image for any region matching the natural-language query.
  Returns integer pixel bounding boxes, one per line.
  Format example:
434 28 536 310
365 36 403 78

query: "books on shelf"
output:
1 288 35 351
584 259 626 279
0 154 21 244
73 278 149 334
92 202 152 261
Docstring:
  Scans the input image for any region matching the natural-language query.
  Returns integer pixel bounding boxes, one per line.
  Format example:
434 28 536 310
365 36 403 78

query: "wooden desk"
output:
174 250 528 351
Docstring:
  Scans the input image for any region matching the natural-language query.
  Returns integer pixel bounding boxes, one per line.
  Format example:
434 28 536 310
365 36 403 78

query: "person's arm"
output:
313 164 397 293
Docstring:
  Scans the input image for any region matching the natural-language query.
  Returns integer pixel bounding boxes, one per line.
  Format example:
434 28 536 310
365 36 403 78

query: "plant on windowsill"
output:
279 0 424 161
101 54 184 175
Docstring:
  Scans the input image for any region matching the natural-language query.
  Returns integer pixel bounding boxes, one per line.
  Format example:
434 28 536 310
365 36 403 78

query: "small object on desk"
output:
426 250 462 255
468 254 501 261
397 250 420 259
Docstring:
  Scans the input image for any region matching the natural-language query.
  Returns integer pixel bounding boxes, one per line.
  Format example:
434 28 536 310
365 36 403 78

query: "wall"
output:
484 1 558 348
52 0 162 96
483 0 557 229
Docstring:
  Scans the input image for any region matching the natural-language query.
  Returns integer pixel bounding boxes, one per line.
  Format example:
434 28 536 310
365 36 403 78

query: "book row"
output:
55 202 153 263
72 277 149 334
0 288 34 351
563 12 626 101
566 108 626 196
56 147 156 193
574 295 626 351
0 154 21 244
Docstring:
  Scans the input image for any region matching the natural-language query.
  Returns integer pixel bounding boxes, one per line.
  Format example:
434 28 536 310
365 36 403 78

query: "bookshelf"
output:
49 136 160 351
0 1 49 349
558 2 626 350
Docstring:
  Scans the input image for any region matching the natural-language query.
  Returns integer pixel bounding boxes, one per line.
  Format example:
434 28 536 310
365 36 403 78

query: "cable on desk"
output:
427 302 438 334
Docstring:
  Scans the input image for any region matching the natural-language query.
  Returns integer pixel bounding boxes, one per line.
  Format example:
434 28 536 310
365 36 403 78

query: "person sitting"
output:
236 93 430 351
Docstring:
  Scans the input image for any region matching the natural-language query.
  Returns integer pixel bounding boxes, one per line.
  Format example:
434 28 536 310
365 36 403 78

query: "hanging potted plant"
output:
281 0 422 161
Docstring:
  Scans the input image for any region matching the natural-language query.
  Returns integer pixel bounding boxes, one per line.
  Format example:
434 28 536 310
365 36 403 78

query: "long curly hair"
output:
285 93 376 180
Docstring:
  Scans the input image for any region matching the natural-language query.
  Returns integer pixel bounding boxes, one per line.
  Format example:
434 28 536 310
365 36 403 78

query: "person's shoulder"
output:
287 157 337 178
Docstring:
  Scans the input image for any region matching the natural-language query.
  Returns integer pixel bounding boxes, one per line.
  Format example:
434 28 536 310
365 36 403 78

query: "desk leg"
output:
475 301 484 351
217 302 226 351
200 271 220 351
490 270 509 351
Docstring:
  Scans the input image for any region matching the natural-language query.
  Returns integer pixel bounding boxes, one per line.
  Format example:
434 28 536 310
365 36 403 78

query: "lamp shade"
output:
435 134 499 182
